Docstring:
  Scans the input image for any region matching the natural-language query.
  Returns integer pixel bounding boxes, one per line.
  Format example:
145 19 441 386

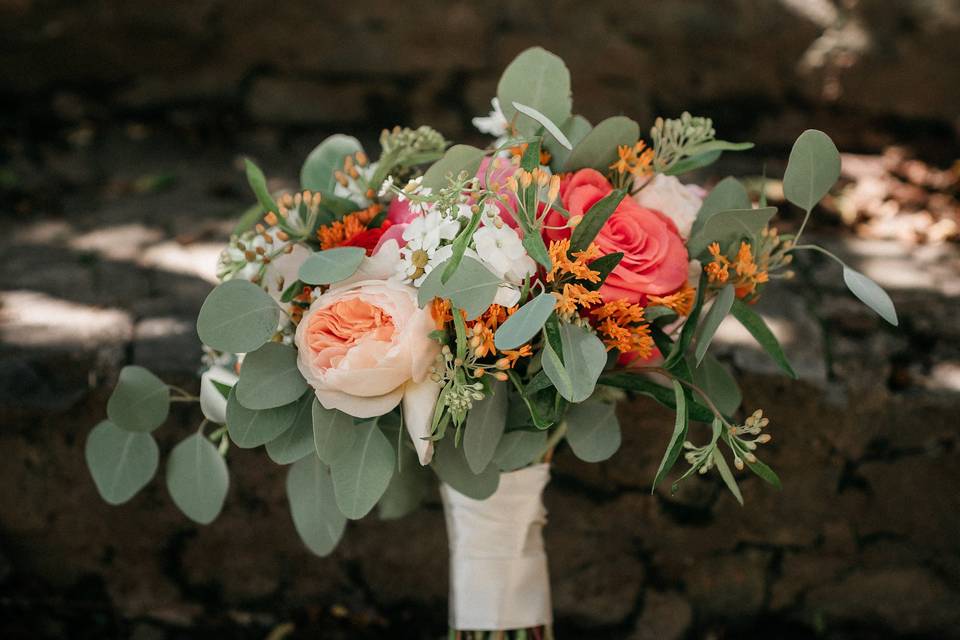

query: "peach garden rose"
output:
294 241 441 464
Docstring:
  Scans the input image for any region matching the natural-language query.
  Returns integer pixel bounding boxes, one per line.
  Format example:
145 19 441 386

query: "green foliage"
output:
691 353 742 417
664 274 707 369
842 266 899 326
225 386 299 448
286 454 345 556
196 279 280 354
298 247 366 285
689 176 751 239
417 256 502 320
562 116 640 171
565 399 621 463
663 149 722 176
686 206 777 258
244 158 278 214
493 429 548 472
651 380 688 492
85 420 159 505
330 421 395 520
432 434 500 499
422 145 485 190
300 134 363 194
312 401 358 465
265 393 316 464
512 101 572 149
729 300 798 379
441 206 482 284
545 115 591 168
694 284 735 366
598 373 715 423
568 189 626 253
783 129 841 213
378 445 430 520
235 343 308 410
165 433 229 524
494 293 556 350
497 47 572 137
106 366 170 433
542 323 607 403
712 447 743 506
463 381 508 474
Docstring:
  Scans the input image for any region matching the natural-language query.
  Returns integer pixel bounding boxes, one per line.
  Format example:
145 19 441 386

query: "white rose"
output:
633 174 703 240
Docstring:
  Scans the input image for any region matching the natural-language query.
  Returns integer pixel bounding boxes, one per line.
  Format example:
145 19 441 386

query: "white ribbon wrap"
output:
440 463 552 631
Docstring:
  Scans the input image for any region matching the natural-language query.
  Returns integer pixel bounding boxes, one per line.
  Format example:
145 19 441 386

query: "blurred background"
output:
1 1 959 638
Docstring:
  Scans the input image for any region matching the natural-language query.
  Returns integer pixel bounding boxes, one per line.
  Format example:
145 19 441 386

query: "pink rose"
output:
544 169 689 303
295 271 440 464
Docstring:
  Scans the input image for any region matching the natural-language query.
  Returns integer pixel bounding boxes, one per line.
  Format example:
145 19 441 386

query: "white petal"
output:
402 378 442 465
200 365 238 424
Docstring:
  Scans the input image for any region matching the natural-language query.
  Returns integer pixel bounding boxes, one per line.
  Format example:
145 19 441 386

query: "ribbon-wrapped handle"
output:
440 463 552 631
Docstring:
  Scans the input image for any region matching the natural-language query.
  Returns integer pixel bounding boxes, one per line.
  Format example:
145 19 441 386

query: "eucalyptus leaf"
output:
330 421 395 519
196 279 280 354
85 420 159 505
681 140 754 158
432 434 500 499
300 134 363 194
694 284 735 366
236 342 308 410
730 300 798 379
783 129 840 212
226 386 299 448
689 177 751 239
298 247 366 285
494 293 556 350
378 446 430 520
565 400 621 463
843 266 899 326
106 365 170 433
286 454 346 556
563 116 640 172
690 353 742 417
542 323 607 403
417 256 501 320
312 401 358 465
166 433 229 524
244 158 278 214
686 206 777 258
463 381 508 474
651 380 689 492
265 393 316 464
422 145 485 190
493 429 548 471
512 102 572 149
545 115 591 168
497 47 572 137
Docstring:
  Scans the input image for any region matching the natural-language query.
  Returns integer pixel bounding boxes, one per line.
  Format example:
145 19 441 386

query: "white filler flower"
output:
399 209 460 285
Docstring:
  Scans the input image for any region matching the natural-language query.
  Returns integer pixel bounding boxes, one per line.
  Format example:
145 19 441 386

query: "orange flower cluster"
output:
610 141 655 177
429 300 532 368
705 241 770 300
553 283 602 316
590 299 655 356
648 282 697 316
317 204 382 250
546 239 602 283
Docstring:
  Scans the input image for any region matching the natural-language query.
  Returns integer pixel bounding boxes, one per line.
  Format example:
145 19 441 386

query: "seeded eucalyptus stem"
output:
539 421 568 463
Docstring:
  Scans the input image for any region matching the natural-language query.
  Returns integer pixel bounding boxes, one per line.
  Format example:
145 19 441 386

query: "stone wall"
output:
2 0 960 152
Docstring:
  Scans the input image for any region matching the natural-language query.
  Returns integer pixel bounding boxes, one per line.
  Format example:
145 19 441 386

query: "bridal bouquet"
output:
85 47 897 634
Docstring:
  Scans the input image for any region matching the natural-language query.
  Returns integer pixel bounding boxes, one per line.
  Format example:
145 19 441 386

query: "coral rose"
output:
295 244 440 464
543 169 689 303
